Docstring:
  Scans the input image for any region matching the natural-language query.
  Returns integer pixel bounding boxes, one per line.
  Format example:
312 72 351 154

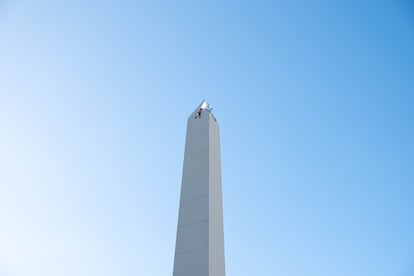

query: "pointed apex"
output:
190 100 214 119
197 100 213 112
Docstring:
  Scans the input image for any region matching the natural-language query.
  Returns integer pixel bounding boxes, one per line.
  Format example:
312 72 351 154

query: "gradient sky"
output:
1 1 414 276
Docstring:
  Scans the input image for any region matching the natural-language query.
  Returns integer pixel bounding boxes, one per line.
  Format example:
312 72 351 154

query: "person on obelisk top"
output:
194 100 213 118
195 107 203 118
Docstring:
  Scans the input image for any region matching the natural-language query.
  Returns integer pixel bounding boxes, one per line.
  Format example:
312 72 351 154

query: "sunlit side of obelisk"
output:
173 101 225 276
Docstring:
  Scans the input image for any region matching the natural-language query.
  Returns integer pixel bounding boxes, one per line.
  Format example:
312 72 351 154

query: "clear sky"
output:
1 1 413 276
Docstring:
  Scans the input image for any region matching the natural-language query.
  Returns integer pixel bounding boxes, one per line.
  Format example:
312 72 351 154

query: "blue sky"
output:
1 1 413 275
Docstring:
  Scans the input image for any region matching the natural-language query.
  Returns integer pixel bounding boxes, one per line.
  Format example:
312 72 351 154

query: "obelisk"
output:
173 101 225 276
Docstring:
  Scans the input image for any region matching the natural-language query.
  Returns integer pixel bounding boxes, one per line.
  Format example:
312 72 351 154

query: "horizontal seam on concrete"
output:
182 169 209 178
184 147 209 155
178 219 209 228
176 246 224 262
180 193 209 203
177 220 223 233
175 246 209 255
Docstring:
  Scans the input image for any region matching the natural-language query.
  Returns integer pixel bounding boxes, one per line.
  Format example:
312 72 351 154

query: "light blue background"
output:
1 1 413 275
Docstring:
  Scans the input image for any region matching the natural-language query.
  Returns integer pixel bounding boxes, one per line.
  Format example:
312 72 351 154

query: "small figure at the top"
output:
195 107 203 118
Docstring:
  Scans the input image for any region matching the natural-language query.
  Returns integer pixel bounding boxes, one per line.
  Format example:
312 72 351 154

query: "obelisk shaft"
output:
173 103 225 276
